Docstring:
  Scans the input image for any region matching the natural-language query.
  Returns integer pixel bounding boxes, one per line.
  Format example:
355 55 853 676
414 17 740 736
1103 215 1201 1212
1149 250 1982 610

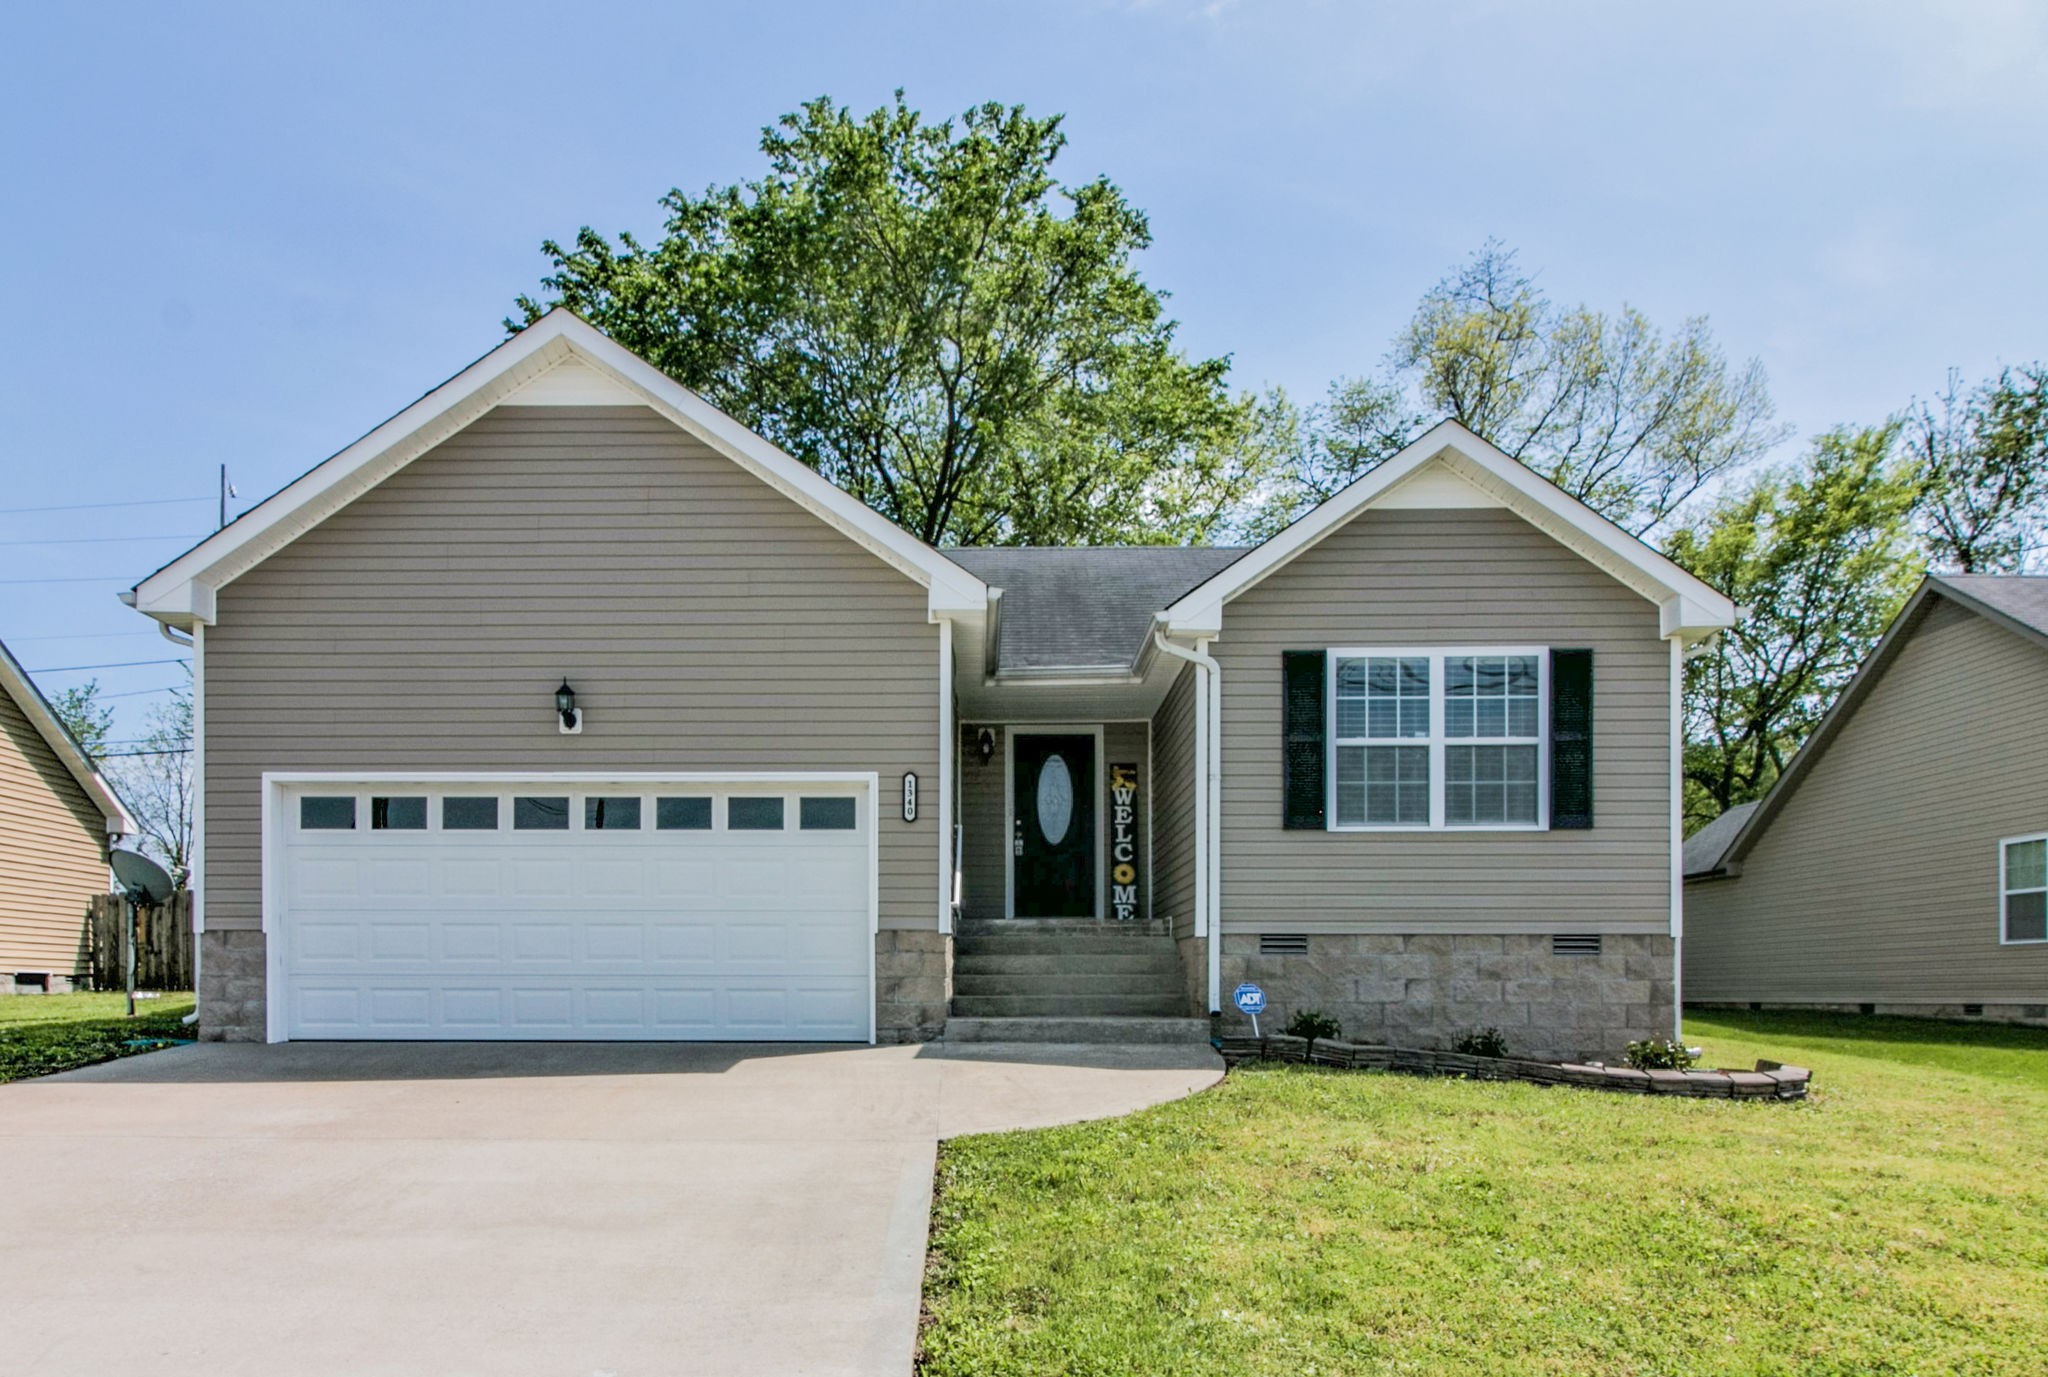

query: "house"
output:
1685 575 2048 1025
0 639 132 991
123 311 1734 1059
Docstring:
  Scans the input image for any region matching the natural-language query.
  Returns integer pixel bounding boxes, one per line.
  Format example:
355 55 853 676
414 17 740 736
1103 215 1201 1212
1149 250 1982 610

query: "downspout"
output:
1153 632 1223 1013
1668 634 1684 1043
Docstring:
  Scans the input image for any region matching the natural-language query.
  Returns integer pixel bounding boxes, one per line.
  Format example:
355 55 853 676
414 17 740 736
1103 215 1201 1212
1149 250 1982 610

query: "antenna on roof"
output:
218 464 238 530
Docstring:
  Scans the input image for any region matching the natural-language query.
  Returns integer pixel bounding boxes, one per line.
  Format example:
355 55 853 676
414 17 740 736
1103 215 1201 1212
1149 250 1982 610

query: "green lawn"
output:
0 991 196 1083
920 1011 2048 1376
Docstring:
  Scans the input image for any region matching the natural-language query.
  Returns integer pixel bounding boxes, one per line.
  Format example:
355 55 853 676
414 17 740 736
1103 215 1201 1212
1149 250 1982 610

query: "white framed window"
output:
1328 647 1548 831
2001 833 2047 944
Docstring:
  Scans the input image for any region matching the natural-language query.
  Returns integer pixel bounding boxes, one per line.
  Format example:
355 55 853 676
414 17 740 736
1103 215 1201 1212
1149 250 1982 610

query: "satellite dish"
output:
111 849 174 907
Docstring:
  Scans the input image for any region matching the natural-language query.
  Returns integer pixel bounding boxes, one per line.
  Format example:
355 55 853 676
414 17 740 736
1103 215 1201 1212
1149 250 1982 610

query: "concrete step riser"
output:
944 1016 1212 1045
950 996 1191 1018
953 974 1184 997
953 955 1181 976
955 939 1178 957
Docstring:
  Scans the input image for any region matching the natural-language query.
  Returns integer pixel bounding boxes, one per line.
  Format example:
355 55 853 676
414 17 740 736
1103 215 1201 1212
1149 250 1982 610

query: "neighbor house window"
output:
1329 648 1547 830
2003 834 2047 943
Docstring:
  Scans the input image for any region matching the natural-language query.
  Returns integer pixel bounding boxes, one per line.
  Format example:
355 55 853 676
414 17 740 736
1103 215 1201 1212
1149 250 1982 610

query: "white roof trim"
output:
1160 419 1737 641
129 311 986 625
0 640 135 834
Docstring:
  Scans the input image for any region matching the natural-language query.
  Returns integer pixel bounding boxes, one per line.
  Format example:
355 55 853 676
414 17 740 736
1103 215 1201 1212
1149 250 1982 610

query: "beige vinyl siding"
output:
1687 594 2048 1002
957 724 1007 920
0 687 107 973
202 405 939 933
955 720 1150 921
1216 506 1671 935
1151 662 1199 941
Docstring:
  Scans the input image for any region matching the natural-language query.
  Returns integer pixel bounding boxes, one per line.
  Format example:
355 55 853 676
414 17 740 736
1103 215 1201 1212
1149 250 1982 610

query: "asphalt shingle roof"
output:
1931 574 2048 642
1682 800 1758 878
949 546 1249 672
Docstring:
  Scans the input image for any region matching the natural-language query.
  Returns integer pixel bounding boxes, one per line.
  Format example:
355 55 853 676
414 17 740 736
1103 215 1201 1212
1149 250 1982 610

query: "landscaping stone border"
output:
1215 1034 1810 1100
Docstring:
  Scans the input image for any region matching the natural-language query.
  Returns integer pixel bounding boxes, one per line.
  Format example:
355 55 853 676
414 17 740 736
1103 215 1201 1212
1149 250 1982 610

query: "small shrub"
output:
1453 1027 1510 1059
1624 1038 1700 1071
1283 1009 1342 1050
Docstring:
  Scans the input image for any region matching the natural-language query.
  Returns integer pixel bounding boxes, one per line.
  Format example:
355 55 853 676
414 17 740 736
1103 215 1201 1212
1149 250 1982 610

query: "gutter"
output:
1152 632 1222 1014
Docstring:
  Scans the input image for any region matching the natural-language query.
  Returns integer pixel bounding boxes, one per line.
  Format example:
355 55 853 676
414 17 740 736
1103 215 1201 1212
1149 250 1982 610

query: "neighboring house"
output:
124 311 1734 1058
0 639 132 991
1685 575 2048 1025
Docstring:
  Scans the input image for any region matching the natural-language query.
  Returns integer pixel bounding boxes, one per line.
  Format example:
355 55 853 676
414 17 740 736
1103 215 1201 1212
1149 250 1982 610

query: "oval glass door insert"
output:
1036 754 1075 845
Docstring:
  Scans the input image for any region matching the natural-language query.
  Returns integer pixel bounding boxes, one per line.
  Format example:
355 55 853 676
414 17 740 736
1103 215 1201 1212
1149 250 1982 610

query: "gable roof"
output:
0 639 134 835
950 546 1246 674
1693 573 2048 877
126 310 987 627
1158 419 1737 642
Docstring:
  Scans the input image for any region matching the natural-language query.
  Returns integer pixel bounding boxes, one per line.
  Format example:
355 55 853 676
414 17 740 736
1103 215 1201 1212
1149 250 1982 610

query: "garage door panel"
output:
279 780 874 1041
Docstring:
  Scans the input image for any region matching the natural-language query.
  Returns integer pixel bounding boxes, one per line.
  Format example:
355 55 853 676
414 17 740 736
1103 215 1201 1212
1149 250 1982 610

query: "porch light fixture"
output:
555 679 583 735
977 728 996 764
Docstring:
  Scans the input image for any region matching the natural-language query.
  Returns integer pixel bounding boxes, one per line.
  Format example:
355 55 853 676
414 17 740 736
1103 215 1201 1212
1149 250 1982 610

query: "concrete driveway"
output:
2 1040 1220 1376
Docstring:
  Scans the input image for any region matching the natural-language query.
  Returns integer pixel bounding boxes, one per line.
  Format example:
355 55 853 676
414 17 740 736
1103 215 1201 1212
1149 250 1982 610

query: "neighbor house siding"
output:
0 687 107 975
1215 506 1671 935
1687 594 2048 1003
201 405 940 938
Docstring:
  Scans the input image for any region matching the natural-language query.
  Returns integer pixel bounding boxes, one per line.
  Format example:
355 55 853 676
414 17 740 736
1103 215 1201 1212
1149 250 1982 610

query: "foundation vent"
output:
1963 1004 1984 1016
1259 933 1310 956
1551 934 1602 957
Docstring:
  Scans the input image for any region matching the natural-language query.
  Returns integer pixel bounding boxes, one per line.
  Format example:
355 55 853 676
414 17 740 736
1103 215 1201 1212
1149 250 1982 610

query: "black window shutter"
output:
1282 650 1327 830
1550 648 1594 829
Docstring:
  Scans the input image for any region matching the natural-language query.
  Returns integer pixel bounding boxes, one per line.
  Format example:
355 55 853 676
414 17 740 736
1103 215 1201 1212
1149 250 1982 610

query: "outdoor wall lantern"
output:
977 727 996 764
555 678 583 735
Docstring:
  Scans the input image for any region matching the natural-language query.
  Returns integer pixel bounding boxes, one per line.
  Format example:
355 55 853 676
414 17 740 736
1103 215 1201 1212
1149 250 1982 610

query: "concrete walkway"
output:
1 1040 1221 1376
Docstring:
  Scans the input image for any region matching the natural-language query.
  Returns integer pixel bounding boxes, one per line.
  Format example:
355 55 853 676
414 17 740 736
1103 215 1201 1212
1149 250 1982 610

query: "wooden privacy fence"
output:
86 891 194 991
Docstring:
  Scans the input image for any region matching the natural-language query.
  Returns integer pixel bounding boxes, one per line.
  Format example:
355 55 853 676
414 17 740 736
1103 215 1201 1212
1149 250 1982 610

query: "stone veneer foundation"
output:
199 929 954 1044
1220 931 1675 1064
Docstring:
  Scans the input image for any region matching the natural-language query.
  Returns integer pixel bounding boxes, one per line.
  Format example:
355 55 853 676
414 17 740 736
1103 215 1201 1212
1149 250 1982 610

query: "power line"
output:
0 576 138 586
0 533 206 548
27 656 189 673
0 495 210 516
100 684 187 700
97 746 192 758
2 630 163 644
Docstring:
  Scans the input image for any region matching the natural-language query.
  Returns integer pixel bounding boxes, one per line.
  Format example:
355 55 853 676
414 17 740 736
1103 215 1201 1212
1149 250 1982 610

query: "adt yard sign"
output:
1233 982 1266 1035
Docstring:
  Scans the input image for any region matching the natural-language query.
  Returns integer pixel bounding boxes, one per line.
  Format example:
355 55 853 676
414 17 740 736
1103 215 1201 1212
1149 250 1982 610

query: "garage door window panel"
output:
656 796 713 830
514 796 571 830
300 796 356 830
800 797 857 830
585 796 642 830
729 797 786 831
371 796 427 830
443 797 500 830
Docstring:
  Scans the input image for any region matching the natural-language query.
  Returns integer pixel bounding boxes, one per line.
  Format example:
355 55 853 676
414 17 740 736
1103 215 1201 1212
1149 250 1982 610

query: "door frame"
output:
259 770 881 1044
1002 726 1106 920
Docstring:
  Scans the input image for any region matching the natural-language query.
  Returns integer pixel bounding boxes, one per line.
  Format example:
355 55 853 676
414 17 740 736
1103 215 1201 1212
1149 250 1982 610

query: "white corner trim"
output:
1668 634 1684 1040
1159 420 1736 640
130 311 987 627
191 622 205 934
937 616 955 935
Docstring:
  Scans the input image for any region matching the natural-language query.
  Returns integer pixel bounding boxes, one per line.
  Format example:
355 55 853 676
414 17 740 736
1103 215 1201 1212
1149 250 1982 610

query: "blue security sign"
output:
1233 983 1266 1016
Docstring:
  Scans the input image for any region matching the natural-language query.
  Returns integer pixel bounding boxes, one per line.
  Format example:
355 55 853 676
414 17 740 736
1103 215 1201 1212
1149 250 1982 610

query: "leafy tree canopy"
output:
49 678 112 761
1905 363 2048 573
1667 426 1925 828
516 93 1258 547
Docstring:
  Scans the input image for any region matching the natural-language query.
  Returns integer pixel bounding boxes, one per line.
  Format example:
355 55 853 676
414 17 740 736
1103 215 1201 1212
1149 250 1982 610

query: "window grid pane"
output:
2006 839 2047 892
1335 655 1429 741
2007 891 2048 943
1445 744 1539 826
1445 654 1540 741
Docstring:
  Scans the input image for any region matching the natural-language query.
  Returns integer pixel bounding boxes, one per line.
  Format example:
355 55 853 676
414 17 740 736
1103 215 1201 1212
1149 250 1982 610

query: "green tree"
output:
1667 426 1925 828
49 678 111 761
1390 242 1789 535
516 93 1258 547
1905 364 2048 573
1240 375 1423 539
107 683 194 886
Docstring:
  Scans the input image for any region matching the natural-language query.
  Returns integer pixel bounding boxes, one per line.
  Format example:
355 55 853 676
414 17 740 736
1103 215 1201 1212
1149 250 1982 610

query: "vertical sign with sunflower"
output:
1109 761 1140 920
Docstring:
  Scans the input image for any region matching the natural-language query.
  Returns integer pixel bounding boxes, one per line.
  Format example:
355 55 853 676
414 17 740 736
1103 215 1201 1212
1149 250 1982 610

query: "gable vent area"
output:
1551 934 1602 957
1259 933 1310 956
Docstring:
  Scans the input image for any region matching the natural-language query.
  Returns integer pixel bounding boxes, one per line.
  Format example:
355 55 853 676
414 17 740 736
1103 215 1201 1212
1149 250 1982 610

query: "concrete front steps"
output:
944 1015 1213 1045
947 919 1203 1042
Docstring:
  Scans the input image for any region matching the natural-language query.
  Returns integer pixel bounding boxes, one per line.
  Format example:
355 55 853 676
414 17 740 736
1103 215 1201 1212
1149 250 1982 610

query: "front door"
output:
1012 732 1096 918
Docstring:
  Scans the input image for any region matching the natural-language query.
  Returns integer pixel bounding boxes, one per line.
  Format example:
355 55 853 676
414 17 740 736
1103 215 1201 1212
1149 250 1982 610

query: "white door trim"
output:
1002 726 1107 920
259 770 881 1044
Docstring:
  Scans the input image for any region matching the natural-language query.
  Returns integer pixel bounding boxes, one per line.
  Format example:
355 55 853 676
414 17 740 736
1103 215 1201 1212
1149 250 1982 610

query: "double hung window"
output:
1329 648 1547 830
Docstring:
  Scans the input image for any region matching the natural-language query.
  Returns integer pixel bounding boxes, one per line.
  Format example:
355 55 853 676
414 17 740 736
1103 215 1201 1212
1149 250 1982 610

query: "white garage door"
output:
271 777 874 1041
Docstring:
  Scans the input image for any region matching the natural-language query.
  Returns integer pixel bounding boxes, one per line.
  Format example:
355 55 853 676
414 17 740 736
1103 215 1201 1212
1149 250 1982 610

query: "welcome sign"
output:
1110 761 1141 921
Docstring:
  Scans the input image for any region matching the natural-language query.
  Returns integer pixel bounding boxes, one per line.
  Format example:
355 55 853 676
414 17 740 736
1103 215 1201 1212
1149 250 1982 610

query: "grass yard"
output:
0 991 196 1084
920 1011 2048 1376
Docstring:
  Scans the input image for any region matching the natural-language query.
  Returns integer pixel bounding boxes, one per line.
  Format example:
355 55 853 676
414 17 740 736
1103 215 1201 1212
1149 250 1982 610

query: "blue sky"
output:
4 1 2044 738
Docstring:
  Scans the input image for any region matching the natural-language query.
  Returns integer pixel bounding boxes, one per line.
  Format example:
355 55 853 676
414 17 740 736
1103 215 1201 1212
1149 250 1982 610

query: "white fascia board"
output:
1159 419 1737 638
0 643 136 834
129 311 987 624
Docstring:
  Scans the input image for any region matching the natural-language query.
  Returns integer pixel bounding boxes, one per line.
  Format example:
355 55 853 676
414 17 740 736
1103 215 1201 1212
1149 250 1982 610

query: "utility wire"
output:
27 656 189 673
0 576 138 586
0 495 210 516
97 747 193 758
0 533 206 548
